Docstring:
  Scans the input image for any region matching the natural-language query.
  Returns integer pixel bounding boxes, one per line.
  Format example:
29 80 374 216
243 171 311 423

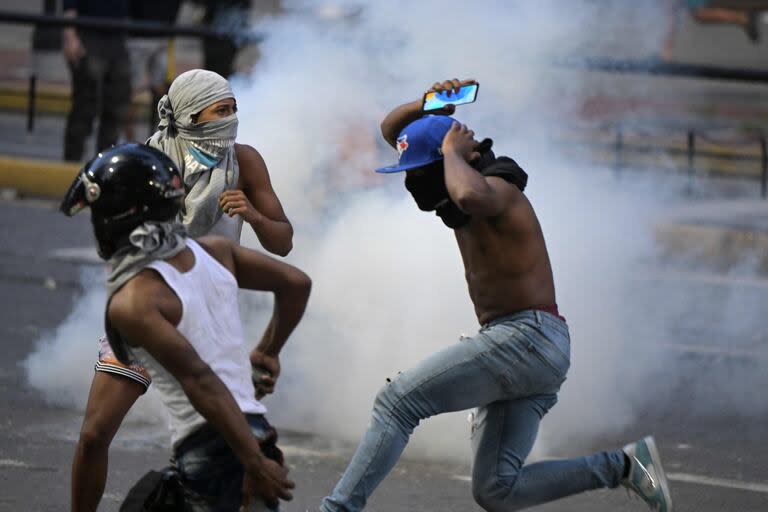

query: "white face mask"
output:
185 114 238 169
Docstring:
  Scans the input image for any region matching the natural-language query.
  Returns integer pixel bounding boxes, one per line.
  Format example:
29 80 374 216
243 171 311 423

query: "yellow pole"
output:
166 38 176 83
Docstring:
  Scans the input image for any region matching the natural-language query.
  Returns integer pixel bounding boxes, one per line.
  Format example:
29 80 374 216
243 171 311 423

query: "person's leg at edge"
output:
98 46 132 152
470 396 625 512
71 371 144 512
320 336 516 512
64 56 98 162
691 7 748 26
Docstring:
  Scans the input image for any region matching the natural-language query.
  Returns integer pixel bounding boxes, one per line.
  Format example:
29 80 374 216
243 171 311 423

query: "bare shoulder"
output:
196 236 236 272
108 270 167 327
235 143 272 191
485 176 536 230
486 176 524 204
235 143 267 172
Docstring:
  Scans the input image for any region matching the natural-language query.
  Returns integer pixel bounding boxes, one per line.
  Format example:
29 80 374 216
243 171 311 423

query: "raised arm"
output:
108 282 294 505
441 122 517 218
380 99 428 148
380 78 475 147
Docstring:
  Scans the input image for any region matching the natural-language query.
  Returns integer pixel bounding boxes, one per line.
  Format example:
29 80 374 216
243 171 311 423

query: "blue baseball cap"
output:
375 115 457 173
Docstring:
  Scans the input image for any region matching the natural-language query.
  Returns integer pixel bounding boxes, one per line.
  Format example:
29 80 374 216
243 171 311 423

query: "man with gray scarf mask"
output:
71 70 295 512
148 68 293 252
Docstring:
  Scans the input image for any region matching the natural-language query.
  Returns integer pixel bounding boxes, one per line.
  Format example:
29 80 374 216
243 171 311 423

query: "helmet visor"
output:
60 172 87 217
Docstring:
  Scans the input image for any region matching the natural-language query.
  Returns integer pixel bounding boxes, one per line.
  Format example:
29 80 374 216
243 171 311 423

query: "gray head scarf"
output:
104 220 188 364
106 220 188 297
147 69 239 237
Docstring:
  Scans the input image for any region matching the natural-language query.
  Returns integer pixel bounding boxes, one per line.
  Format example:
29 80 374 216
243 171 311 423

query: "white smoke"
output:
24 268 106 409
233 0 675 460
24 0 766 467
23 268 168 428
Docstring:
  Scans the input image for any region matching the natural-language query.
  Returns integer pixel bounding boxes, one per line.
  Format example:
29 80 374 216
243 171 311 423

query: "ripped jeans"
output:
320 310 625 512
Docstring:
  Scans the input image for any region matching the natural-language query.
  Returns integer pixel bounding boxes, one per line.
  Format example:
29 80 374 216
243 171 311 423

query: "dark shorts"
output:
173 415 284 512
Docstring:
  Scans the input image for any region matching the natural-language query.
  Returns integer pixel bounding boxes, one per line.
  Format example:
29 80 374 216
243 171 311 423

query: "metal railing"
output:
557 55 768 85
555 55 768 197
0 9 264 134
0 10 264 41
609 123 768 197
555 55 768 196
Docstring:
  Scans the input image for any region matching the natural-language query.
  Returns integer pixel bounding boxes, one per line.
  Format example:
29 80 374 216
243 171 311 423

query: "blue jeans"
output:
174 414 282 512
321 310 625 512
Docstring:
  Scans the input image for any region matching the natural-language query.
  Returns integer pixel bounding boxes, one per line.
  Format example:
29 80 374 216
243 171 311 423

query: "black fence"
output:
0 10 264 134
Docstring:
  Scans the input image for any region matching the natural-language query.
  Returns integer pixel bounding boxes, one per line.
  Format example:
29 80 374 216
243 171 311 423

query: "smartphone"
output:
422 83 479 111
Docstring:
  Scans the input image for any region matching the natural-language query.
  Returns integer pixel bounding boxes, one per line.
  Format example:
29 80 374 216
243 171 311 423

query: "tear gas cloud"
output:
233 0 670 459
25 0 767 460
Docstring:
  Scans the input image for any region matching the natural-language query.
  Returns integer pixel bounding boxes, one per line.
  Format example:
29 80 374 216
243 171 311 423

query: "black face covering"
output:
404 139 528 229
405 163 472 228
471 138 497 171
404 162 448 212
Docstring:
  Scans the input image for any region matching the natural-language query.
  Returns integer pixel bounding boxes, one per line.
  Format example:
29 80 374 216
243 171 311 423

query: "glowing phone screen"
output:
422 83 479 111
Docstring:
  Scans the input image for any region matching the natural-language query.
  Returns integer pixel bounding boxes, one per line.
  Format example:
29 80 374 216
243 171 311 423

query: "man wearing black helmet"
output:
71 69 295 512
61 143 310 511
319 80 673 512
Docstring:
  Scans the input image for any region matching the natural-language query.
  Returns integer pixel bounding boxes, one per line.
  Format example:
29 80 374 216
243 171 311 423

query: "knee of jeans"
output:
372 377 422 427
529 393 558 417
372 380 400 415
471 473 522 512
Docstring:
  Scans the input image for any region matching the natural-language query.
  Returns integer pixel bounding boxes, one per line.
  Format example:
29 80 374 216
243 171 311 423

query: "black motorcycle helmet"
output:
60 143 184 259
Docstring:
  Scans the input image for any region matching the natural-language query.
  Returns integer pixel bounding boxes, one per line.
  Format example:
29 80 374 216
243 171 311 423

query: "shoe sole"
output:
643 436 674 512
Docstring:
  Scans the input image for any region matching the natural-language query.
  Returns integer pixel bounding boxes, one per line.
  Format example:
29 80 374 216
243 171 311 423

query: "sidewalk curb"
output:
0 155 80 198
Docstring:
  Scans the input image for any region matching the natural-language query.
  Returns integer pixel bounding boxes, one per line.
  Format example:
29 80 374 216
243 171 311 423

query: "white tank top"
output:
131 239 266 447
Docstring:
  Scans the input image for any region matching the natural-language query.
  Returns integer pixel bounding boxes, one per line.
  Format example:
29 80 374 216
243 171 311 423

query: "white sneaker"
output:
620 436 673 512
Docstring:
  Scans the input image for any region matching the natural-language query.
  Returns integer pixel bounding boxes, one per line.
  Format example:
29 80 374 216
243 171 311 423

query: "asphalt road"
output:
0 198 767 512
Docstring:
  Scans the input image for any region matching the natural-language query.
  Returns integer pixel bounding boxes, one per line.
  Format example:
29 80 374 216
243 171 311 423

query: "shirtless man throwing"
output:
319 79 673 512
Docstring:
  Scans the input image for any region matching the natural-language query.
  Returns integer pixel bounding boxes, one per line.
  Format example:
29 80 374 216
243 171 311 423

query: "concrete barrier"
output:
0 154 80 198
